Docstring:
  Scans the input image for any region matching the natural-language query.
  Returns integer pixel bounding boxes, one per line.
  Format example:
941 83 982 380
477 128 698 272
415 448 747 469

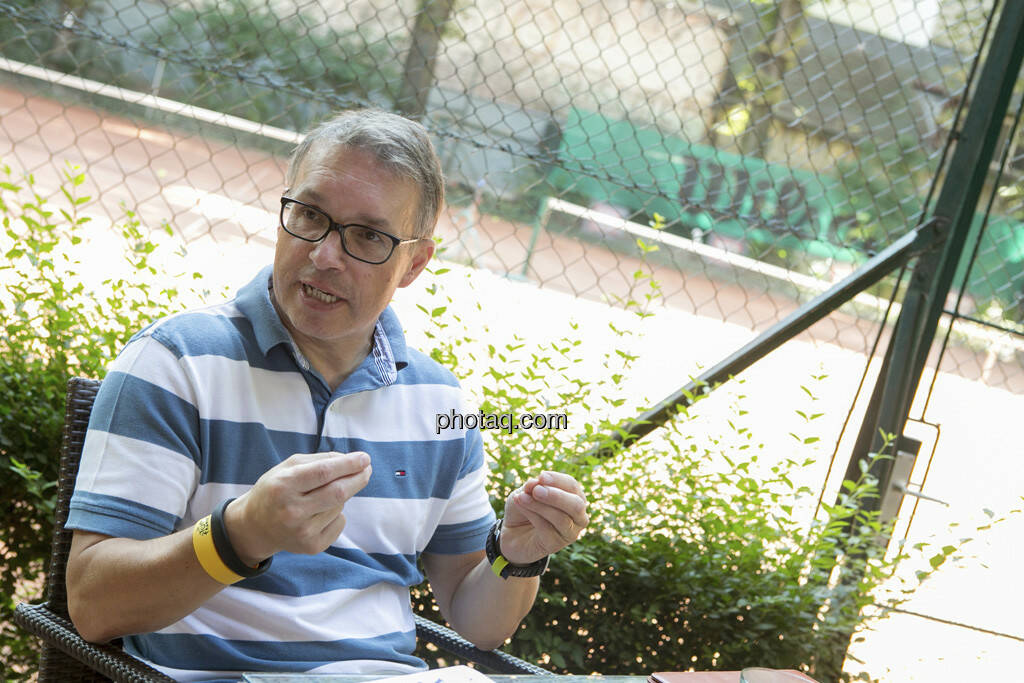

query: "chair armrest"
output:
413 614 552 675
14 602 176 683
16 602 549 679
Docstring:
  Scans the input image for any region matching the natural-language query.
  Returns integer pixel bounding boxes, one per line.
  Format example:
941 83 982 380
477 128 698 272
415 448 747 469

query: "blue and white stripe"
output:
68 266 495 680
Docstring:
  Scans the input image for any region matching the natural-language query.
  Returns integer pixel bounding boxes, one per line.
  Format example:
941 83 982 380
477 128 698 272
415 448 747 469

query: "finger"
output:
512 490 588 544
304 462 373 512
287 451 371 492
313 509 348 544
536 470 585 498
509 500 580 549
285 507 348 555
519 476 541 496
517 471 582 504
520 484 588 527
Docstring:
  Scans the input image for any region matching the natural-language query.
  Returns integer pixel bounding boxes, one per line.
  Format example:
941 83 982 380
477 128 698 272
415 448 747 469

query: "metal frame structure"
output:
841 2 1024 505
586 0 1024 667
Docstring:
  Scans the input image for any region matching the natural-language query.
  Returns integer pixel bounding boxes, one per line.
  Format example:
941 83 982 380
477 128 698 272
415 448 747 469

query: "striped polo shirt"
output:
67 266 495 682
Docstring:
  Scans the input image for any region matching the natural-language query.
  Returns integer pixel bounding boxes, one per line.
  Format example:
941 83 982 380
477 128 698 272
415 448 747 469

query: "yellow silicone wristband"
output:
193 515 245 585
490 554 510 578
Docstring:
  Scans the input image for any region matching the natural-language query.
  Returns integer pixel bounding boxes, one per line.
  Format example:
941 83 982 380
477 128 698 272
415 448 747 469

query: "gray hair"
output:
286 109 445 238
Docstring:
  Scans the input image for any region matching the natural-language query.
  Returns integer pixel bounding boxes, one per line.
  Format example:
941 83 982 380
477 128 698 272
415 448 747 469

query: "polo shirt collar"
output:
236 265 291 356
235 265 409 379
375 303 409 372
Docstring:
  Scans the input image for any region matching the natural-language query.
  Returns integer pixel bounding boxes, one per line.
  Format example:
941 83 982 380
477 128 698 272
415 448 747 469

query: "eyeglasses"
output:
279 196 422 265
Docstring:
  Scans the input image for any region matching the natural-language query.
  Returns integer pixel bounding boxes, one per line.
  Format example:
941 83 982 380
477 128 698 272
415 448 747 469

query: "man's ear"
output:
398 238 436 288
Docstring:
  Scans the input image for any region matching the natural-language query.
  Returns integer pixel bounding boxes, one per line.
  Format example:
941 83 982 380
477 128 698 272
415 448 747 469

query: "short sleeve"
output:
67 334 201 540
423 426 496 555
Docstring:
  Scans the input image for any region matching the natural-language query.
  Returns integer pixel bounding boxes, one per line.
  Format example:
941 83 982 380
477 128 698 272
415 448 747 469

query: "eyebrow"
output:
292 189 395 232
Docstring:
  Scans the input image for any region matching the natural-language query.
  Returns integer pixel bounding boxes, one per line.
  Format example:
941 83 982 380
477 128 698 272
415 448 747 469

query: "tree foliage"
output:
141 0 402 132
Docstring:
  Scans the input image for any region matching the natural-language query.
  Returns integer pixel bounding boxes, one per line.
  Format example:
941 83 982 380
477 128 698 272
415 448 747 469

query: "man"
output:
65 109 589 682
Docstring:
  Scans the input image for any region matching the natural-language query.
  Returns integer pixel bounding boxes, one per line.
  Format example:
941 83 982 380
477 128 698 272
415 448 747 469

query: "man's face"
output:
272 143 434 364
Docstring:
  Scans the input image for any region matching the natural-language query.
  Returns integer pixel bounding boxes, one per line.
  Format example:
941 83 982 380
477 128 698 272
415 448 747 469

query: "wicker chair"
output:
14 377 550 681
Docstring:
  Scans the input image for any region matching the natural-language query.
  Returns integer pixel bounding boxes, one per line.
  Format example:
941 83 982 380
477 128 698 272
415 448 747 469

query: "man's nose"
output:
308 228 348 268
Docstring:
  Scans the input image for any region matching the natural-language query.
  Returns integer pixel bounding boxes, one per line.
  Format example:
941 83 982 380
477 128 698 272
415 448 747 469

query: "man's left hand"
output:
498 471 589 565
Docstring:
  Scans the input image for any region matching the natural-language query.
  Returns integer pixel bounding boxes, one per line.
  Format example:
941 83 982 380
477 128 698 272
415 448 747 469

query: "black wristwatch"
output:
485 518 549 579
211 498 273 578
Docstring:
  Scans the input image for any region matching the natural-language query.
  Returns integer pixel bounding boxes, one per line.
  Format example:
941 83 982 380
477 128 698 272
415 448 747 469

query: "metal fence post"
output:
824 2 1024 677
840 0 1024 519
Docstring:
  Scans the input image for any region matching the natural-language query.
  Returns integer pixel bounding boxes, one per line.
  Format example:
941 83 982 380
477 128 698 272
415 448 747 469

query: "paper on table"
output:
368 666 494 683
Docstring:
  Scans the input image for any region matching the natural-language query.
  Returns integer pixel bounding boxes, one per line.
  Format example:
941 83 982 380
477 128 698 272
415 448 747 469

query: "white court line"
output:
0 56 302 145
549 197 1024 354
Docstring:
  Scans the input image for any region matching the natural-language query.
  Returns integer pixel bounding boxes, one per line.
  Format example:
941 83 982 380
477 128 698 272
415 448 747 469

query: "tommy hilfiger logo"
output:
394 469 407 478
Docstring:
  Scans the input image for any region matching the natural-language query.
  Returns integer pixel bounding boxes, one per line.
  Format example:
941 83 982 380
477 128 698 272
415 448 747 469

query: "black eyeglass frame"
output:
279 196 423 265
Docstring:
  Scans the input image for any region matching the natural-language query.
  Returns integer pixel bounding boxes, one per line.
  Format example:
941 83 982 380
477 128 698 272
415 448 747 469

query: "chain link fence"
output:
1 0 1022 679
1 1 1020 370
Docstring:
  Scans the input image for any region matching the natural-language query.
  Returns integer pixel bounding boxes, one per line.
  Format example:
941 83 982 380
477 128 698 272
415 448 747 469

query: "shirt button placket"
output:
320 399 342 449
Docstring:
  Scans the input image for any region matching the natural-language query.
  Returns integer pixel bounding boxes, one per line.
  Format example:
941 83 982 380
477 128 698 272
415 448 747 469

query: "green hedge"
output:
407 262 969 683
0 162 200 677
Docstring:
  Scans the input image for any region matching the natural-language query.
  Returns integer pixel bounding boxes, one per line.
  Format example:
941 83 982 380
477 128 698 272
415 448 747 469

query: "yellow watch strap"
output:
490 554 510 578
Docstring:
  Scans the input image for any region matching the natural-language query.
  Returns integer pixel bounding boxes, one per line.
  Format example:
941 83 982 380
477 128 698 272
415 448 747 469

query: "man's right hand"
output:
68 451 372 642
224 451 372 566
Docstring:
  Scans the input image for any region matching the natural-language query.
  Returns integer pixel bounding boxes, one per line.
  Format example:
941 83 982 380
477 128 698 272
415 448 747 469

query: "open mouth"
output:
302 283 341 304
